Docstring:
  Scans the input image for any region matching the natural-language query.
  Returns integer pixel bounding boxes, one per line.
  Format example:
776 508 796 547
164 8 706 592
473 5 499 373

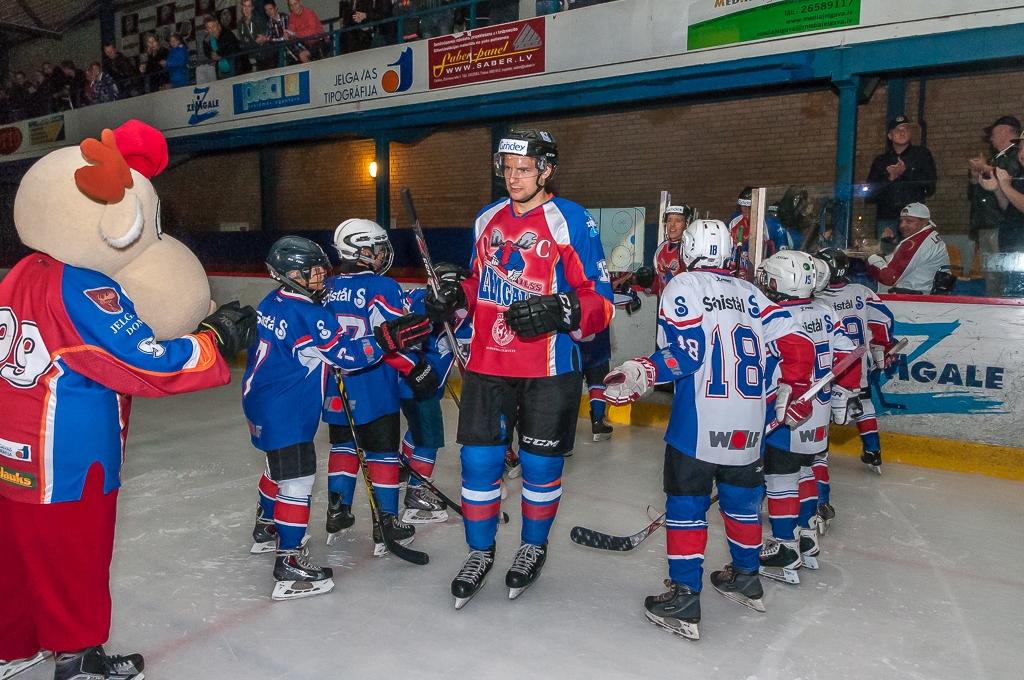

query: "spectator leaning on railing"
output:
286 0 327 58
166 33 190 88
203 15 246 79
340 0 395 52
238 0 274 71
264 1 313 64
102 42 138 96
139 33 170 93
83 62 119 105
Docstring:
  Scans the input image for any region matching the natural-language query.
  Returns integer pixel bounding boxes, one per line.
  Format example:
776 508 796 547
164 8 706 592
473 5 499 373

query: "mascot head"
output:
14 120 213 339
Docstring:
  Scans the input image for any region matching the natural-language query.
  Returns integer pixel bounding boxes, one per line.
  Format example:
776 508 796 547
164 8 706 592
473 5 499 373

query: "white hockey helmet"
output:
810 256 831 294
681 219 733 269
333 218 393 273
757 250 817 301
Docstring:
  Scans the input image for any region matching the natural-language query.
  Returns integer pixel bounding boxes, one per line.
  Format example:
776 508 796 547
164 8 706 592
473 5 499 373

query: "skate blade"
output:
759 566 801 584
872 465 882 476
592 432 612 442
373 535 415 557
1 650 50 679
644 611 700 641
508 582 534 600
454 576 488 611
272 577 335 601
250 540 275 554
713 587 766 613
817 521 831 536
801 554 820 570
402 508 449 524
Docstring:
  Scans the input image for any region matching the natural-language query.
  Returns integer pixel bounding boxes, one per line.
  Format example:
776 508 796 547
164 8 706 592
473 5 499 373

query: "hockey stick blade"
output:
570 512 666 552
398 453 509 524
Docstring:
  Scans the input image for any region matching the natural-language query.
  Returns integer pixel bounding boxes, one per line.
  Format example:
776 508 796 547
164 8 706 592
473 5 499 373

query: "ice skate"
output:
816 503 836 534
272 546 334 601
372 514 415 557
644 580 701 641
591 416 613 442
325 492 355 545
504 447 521 479
798 527 821 570
506 542 547 600
759 539 802 584
0 651 48 680
451 546 496 610
54 646 143 680
250 506 277 554
402 485 449 524
710 564 766 612
861 450 882 475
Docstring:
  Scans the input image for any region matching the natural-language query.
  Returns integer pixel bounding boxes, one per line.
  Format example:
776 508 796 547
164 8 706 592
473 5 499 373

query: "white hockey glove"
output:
604 357 658 405
867 254 886 269
830 386 863 425
774 380 813 428
871 342 898 370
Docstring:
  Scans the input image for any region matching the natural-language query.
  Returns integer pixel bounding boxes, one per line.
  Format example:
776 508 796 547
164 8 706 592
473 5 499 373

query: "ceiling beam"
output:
13 0 47 29
0 20 61 39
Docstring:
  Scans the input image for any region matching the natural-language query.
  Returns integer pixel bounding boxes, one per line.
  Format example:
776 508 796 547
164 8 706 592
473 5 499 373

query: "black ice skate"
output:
54 646 143 680
325 492 355 545
591 416 613 442
816 502 836 535
451 546 496 610
372 514 415 557
402 485 449 524
504 447 522 479
272 546 334 601
0 651 48 679
798 527 821 570
644 580 701 641
861 450 882 475
710 564 766 613
250 506 277 554
759 539 802 584
506 542 547 600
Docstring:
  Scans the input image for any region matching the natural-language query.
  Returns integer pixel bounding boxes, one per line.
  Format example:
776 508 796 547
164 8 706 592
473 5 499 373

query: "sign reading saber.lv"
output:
688 0 862 50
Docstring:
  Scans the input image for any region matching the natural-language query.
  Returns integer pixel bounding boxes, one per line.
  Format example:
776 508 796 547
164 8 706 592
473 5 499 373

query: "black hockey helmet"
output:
266 236 330 300
493 128 558 177
814 247 850 285
737 186 753 207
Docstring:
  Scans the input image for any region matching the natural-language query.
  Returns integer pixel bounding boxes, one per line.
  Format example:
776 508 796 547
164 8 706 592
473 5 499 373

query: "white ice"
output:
17 372 1024 680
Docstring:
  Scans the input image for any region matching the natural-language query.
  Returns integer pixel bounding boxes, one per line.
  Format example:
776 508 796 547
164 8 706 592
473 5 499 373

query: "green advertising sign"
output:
688 0 862 50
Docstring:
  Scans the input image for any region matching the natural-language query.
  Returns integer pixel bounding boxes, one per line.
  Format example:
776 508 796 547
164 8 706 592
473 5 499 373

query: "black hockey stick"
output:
333 370 429 566
570 495 718 552
397 453 510 525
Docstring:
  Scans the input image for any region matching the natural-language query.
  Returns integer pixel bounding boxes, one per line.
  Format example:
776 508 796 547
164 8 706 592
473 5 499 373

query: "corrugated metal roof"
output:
1 0 100 33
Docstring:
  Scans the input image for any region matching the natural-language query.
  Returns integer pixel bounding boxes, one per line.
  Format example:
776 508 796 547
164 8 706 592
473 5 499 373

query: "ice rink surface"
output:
17 371 1024 680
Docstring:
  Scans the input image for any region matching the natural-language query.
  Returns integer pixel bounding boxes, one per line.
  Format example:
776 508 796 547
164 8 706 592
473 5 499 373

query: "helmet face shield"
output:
494 153 550 179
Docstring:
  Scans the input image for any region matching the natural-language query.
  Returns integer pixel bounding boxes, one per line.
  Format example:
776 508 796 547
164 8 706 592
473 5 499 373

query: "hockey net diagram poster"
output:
428 17 545 90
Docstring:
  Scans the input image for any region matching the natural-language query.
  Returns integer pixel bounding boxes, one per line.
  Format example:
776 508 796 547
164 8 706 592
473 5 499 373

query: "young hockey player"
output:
581 327 614 441
242 236 430 600
815 247 897 480
425 129 614 609
756 251 862 584
651 204 693 295
319 219 439 551
604 219 814 641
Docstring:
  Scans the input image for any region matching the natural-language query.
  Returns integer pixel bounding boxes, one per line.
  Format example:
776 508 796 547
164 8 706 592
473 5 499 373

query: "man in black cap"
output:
865 115 937 242
968 115 1021 292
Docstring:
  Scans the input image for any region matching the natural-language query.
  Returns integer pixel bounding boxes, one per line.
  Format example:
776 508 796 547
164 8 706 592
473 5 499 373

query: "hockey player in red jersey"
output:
651 204 693 295
0 121 257 680
426 129 614 609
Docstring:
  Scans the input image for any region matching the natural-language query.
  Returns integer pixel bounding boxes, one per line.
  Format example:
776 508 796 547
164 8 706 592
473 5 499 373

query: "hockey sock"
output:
327 444 358 505
665 494 712 592
274 475 314 550
520 450 565 545
460 444 506 550
765 471 799 541
797 466 818 529
716 482 763 575
402 432 438 490
812 453 831 505
257 471 278 520
588 385 607 422
365 450 400 516
856 415 881 455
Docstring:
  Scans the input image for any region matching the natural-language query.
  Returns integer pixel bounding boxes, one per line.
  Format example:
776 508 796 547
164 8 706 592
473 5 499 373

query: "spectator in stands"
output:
203 15 245 78
83 62 120 105
238 0 274 71
865 115 937 241
865 203 951 294
102 42 138 96
60 61 88 108
166 33 190 88
25 70 53 118
472 0 518 27
340 0 394 52
139 33 171 92
981 135 1024 296
286 0 327 58
419 0 455 38
264 1 312 64
969 116 1021 276
392 0 422 41
7 72 29 120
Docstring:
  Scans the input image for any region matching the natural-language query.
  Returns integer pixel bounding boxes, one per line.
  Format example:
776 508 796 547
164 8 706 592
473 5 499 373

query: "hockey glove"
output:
435 262 472 284
774 380 814 428
374 313 431 353
424 279 466 323
830 386 863 425
604 357 658 405
503 292 581 338
404 357 440 401
632 265 655 289
871 342 897 371
198 300 257 359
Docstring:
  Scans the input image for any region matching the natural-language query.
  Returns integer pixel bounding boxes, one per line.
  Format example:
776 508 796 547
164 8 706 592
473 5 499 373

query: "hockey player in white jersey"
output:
605 220 815 641
815 248 897 479
757 251 863 584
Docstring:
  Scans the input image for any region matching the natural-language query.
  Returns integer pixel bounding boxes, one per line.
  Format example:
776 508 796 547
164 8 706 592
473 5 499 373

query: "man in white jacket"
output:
866 203 951 294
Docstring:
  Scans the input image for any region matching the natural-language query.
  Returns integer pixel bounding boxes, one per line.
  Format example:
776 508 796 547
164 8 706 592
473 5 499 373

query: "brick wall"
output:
275 137 377 230
153 149 261 233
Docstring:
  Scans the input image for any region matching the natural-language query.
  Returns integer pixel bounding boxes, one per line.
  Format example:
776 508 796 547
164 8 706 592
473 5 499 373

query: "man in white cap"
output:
865 202 950 294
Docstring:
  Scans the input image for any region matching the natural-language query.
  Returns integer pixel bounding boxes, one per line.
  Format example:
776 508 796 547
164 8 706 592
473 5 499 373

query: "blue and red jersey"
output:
460 196 614 378
0 253 230 505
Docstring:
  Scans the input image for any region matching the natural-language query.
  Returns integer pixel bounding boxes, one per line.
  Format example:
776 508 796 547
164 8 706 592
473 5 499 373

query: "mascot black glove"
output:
632 266 655 289
374 313 431 353
404 356 440 400
504 292 581 338
424 280 466 323
199 300 258 359
435 262 472 284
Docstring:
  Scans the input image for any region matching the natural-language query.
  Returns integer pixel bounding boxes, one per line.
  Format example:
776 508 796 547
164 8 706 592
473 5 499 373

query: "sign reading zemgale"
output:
687 0 862 50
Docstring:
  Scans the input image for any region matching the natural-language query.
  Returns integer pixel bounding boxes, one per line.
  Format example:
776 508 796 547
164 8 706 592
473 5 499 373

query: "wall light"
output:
369 161 378 178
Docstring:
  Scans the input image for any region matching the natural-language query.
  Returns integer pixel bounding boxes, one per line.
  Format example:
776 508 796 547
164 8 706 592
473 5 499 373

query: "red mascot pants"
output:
0 464 117 660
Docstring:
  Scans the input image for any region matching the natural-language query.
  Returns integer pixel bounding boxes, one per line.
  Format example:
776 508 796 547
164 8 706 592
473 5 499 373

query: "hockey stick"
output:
764 345 867 434
398 453 510 524
868 338 909 410
332 370 429 566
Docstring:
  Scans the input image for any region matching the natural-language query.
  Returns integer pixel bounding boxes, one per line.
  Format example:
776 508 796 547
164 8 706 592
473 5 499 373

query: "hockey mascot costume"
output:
0 120 255 680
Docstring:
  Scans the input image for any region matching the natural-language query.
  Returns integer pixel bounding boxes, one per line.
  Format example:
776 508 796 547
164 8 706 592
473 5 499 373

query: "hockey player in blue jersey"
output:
605 220 815 641
242 236 430 600
580 328 614 441
320 219 440 553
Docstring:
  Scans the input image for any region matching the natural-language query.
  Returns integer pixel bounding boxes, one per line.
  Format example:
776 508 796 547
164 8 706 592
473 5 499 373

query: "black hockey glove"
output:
503 292 581 338
423 279 466 323
632 266 655 289
374 313 431 353
435 261 472 284
198 300 257 359
404 356 440 401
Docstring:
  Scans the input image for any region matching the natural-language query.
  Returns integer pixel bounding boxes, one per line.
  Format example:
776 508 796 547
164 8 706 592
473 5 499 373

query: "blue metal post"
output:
833 76 860 249
375 135 391 229
99 0 116 45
